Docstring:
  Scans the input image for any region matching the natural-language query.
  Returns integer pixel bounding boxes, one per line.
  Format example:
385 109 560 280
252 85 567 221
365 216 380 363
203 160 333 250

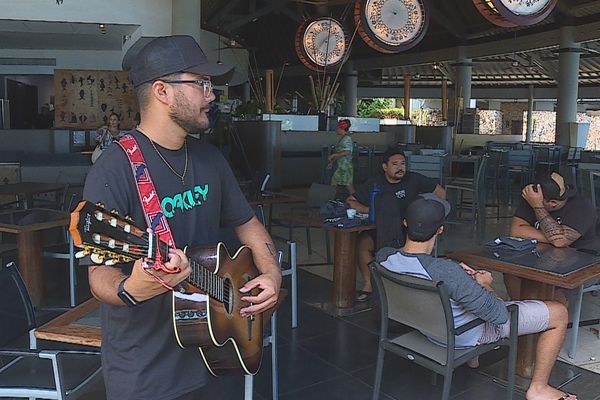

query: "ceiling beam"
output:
207 0 244 28
529 53 559 80
265 0 303 23
223 3 279 32
572 0 600 15
555 0 575 17
222 0 300 32
428 6 467 41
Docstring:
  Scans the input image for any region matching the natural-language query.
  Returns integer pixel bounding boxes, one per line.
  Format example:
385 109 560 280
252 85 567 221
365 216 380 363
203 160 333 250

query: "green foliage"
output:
374 108 405 119
357 98 394 118
232 100 259 117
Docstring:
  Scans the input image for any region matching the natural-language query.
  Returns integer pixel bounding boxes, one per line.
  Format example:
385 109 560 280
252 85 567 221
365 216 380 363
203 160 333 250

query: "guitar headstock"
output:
69 201 151 265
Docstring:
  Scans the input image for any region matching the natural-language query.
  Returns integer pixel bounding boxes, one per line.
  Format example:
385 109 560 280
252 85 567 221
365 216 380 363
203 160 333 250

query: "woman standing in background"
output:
96 112 123 150
328 119 355 197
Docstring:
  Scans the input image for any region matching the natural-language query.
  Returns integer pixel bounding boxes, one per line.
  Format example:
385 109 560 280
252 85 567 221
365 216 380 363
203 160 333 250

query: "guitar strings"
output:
123 232 233 302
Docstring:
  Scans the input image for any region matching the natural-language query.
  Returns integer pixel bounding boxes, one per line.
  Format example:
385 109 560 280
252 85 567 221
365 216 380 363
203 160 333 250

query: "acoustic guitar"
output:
69 200 264 376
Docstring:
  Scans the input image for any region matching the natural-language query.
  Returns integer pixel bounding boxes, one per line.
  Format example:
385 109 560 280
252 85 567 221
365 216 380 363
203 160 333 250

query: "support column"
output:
556 26 581 146
344 63 358 117
171 0 202 42
243 81 251 103
526 84 534 144
404 74 411 120
441 78 448 121
455 47 473 111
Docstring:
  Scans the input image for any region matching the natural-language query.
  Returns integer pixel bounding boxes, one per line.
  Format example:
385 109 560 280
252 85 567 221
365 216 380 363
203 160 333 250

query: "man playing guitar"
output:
83 35 281 400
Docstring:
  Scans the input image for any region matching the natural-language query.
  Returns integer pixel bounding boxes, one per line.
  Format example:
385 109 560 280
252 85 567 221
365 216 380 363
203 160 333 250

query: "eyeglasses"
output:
160 79 214 97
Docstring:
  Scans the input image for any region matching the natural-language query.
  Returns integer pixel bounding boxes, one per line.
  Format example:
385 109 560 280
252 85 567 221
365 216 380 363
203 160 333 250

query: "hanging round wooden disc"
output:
294 17 349 72
354 0 429 54
472 0 557 27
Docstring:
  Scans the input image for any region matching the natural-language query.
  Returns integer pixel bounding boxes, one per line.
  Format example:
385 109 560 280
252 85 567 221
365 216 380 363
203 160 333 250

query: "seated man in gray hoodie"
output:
377 194 574 400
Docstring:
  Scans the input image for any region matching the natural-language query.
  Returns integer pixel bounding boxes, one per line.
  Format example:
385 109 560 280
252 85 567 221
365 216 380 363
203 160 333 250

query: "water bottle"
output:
368 183 380 223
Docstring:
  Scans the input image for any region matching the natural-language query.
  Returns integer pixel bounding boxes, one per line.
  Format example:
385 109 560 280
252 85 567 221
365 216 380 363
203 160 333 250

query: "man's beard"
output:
169 90 208 134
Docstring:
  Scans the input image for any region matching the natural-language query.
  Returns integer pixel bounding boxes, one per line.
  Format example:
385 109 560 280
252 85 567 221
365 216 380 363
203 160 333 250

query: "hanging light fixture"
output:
56 0 63 4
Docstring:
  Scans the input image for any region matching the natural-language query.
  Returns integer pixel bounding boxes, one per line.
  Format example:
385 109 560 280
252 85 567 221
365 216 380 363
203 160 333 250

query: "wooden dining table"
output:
277 211 375 311
248 192 304 232
0 208 70 305
35 298 101 347
0 182 66 209
448 243 600 378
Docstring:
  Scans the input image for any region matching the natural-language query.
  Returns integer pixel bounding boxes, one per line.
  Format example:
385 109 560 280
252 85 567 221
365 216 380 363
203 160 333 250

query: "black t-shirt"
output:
83 130 254 400
513 195 598 249
353 171 438 217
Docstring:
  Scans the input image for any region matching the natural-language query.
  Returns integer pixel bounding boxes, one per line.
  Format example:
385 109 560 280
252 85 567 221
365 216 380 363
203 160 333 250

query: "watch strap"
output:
118 277 139 307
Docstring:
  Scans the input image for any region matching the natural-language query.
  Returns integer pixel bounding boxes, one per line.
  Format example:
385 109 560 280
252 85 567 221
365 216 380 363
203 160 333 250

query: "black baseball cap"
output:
535 172 576 201
405 193 451 239
130 35 235 87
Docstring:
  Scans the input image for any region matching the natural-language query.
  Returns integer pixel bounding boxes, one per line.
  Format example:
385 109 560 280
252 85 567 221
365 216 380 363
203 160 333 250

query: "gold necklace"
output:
150 139 188 185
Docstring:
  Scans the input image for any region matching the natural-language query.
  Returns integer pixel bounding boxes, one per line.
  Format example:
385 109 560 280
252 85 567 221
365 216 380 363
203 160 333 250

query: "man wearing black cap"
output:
83 36 281 400
506 172 598 298
347 149 445 301
377 194 574 400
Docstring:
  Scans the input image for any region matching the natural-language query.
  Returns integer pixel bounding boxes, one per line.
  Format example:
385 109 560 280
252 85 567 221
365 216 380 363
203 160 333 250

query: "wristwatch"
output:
117 277 139 307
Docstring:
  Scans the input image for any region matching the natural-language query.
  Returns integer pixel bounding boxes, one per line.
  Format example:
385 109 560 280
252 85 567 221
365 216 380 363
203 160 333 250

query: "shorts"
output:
478 300 549 344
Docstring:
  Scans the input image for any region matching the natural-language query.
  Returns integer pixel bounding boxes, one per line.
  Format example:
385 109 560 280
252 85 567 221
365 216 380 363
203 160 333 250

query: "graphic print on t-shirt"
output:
161 184 209 218
395 189 406 199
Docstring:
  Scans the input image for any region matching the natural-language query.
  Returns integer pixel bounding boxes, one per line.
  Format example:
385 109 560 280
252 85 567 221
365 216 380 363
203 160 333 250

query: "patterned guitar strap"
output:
117 134 180 288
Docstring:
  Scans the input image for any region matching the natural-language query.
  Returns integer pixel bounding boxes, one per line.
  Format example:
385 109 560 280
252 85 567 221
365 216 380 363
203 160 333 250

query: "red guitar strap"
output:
117 134 177 270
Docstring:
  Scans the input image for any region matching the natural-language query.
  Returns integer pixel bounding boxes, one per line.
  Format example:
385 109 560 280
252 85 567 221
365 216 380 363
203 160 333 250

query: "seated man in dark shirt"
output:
346 149 445 301
378 194 574 400
506 172 598 299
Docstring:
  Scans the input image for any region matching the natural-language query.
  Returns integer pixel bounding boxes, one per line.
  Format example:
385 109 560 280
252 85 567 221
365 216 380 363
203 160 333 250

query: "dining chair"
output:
255 207 299 330
42 188 83 307
271 182 335 264
406 154 446 184
0 261 102 399
566 147 582 189
501 149 536 202
566 282 600 358
369 262 518 400
535 146 562 174
244 250 285 400
444 155 489 236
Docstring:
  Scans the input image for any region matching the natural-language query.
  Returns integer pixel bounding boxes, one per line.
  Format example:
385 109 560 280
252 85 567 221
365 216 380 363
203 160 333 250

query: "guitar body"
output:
69 201 265 376
172 243 264 376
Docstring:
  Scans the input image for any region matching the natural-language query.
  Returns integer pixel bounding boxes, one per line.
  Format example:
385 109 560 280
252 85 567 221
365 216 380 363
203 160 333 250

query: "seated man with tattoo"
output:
506 172 598 299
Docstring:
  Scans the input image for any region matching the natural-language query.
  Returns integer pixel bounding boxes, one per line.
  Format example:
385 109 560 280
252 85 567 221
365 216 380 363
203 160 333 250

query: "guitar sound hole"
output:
223 277 233 314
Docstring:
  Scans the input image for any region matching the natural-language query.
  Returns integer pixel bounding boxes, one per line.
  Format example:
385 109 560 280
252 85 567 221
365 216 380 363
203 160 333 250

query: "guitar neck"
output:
157 241 227 302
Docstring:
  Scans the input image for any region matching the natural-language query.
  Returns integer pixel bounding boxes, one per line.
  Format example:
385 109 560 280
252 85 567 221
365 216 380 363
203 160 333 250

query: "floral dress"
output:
98 129 124 150
331 134 354 185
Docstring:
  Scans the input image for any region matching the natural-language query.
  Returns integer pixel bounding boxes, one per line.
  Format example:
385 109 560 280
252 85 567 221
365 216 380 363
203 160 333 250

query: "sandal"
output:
559 394 576 400
356 290 372 302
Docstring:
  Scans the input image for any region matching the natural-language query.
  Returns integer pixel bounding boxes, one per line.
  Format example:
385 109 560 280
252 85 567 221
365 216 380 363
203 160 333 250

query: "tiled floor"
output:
9 192 600 399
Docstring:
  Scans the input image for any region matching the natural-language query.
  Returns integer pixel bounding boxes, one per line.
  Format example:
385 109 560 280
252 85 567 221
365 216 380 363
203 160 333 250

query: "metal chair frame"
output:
370 262 518 400
0 262 102 400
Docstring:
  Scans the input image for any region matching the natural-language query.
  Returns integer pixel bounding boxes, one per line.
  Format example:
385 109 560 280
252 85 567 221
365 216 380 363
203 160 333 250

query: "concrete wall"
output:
1 1 248 82
500 103 528 135
3 0 171 35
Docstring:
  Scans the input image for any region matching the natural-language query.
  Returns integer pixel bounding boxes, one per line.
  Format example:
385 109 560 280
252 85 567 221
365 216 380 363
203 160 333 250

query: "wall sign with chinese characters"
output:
472 0 557 27
54 69 138 130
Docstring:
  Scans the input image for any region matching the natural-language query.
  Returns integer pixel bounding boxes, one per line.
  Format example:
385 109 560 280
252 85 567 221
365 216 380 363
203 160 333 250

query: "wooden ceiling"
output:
200 0 600 88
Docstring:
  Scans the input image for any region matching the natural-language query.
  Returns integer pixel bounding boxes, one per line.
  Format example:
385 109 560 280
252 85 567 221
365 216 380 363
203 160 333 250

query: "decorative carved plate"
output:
472 0 557 27
354 0 429 54
294 17 348 71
